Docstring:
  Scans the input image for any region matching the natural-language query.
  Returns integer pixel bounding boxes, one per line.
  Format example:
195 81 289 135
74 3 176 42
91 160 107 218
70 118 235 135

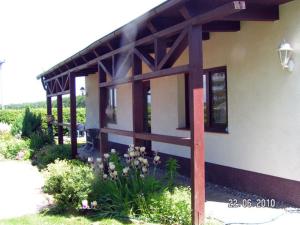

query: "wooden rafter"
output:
158 28 188 70
134 48 155 71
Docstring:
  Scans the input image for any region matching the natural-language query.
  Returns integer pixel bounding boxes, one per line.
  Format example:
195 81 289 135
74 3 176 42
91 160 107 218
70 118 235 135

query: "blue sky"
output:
0 0 165 105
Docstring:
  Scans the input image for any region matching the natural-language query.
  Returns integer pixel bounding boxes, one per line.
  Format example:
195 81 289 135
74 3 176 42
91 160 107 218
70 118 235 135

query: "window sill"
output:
177 127 229 134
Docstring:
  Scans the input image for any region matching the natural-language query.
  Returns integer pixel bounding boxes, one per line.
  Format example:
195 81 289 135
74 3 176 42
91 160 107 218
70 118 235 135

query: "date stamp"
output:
228 198 276 208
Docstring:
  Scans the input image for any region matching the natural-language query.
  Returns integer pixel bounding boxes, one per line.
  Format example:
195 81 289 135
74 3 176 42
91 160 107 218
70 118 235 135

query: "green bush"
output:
22 108 42 138
146 187 191 225
0 134 32 160
29 131 53 151
11 115 23 136
43 159 94 212
32 144 72 169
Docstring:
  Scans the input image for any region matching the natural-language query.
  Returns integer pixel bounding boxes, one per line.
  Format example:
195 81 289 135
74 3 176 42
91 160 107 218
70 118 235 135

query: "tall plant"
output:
22 107 42 137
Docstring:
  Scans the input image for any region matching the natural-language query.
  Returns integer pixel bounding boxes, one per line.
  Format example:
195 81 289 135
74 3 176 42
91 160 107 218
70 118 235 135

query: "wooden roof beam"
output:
203 21 240 32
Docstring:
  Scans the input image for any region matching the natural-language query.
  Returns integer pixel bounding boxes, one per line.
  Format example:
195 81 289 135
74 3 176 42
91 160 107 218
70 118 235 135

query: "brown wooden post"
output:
132 54 144 146
57 95 63 145
69 73 77 158
98 65 109 155
188 25 205 225
46 96 53 138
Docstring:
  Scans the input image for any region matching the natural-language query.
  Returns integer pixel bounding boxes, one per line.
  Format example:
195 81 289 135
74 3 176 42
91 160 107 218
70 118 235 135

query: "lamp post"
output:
0 60 5 110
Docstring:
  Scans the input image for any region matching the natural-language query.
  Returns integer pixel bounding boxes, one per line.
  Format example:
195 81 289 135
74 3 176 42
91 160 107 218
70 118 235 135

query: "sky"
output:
0 0 166 105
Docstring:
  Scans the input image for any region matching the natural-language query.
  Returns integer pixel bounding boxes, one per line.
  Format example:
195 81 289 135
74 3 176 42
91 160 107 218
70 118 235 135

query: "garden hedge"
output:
0 108 86 131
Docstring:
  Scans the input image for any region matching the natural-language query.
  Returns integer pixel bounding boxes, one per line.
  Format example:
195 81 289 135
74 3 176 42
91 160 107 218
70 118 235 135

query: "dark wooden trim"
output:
134 64 189 81
205 162 300 207
69 73 77 158
46 97 53 138
99 77 133 88
47 90 70 97
188 24 205 225
98 67 109 155
135 132 191 146
132 55 144 146
134 48 155 71
57 95 64 145
100 128 133 137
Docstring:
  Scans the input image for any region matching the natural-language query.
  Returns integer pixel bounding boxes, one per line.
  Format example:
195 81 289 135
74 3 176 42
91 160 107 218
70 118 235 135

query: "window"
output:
184 66 228 133
106 88 117 123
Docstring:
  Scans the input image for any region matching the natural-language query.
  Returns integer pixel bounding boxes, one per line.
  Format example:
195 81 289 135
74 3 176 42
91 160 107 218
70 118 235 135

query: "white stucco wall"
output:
85 1 300 181
85 73 99 129
202 0 300 182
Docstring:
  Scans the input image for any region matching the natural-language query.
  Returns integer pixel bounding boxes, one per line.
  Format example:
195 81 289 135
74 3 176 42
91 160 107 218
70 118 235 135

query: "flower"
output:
103 174 108 180
124 153 129 158
122 167 130 176
109 163 116 171
142 158 149 166
96 157 102 163
110 170 118 180
104 153 110 159
134 160 140 166
82 200 89 209
140 174 145 178
129 144 134 148
87 157 93 163
111 149 116 154
142 166 148 174
153 154 161 165
140 147 146 153
91 201 97 209
99 163 104 170
129 151 135 157
138 157 144 162
135 146 140 151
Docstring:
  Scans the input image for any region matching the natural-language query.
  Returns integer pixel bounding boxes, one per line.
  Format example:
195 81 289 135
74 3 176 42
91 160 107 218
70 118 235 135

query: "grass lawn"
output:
0 214 222 225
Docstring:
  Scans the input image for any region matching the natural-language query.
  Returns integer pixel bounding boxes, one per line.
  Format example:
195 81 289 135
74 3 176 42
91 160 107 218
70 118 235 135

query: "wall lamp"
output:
278 40 295 72
80 87 87 96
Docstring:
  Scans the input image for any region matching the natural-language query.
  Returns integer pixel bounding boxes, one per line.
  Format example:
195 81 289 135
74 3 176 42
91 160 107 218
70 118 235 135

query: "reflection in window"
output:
106 88 117 123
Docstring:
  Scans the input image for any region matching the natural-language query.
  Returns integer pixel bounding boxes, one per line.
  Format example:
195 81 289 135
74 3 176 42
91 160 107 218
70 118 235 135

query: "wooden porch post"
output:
98 66 108 155
57 95 63 145
46 96 53 138
69 73 77 158
132 54 144 147
189 25 205 225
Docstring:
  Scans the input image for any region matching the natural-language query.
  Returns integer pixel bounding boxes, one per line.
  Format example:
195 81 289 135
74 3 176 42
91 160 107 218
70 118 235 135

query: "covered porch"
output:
38 1 292 224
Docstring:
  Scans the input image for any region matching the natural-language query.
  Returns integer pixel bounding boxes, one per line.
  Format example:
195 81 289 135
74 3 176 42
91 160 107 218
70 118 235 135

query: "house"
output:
37 0 300 224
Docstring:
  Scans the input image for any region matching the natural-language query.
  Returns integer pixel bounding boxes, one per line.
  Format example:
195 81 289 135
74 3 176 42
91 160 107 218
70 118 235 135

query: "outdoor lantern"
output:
278 40 294 72
80 87 86 96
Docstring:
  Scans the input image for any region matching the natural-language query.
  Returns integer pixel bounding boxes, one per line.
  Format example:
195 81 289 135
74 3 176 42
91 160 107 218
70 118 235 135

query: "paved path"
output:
0 160 49 219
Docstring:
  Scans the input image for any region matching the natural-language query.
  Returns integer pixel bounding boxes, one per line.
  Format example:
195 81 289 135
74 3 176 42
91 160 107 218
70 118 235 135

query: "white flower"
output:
122 167 130 176
87 157 93 163
91 201 97 208
135 146 140 151
109 163 115 171
134 160 140 166
140 174 145 178
99 163 104 169
142 166 148 173
104 153 110 159
138 157 144 162
154 155 160 162
103 174 108 180
140 147 146 152
96 157 102 163
111 149 116 154
129 151 135 157
129 144 134 148
124 153 129 158
143 159 148 165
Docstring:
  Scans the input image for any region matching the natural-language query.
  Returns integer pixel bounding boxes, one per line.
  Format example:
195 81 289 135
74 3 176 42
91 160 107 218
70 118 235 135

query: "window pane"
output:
211 72 227 124
106 88 117 123
203 74 208 126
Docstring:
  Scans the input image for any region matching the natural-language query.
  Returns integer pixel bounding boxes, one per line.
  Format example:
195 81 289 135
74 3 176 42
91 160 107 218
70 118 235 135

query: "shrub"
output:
10 114 23 136
29 131 53 151
146 187 191 225
0 134 32 160
43 159 94 212
22 108 42 137
32 144 72 169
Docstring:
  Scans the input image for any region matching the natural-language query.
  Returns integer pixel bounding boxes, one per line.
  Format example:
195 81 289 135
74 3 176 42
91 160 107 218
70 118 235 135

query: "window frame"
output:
183 66 228 133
